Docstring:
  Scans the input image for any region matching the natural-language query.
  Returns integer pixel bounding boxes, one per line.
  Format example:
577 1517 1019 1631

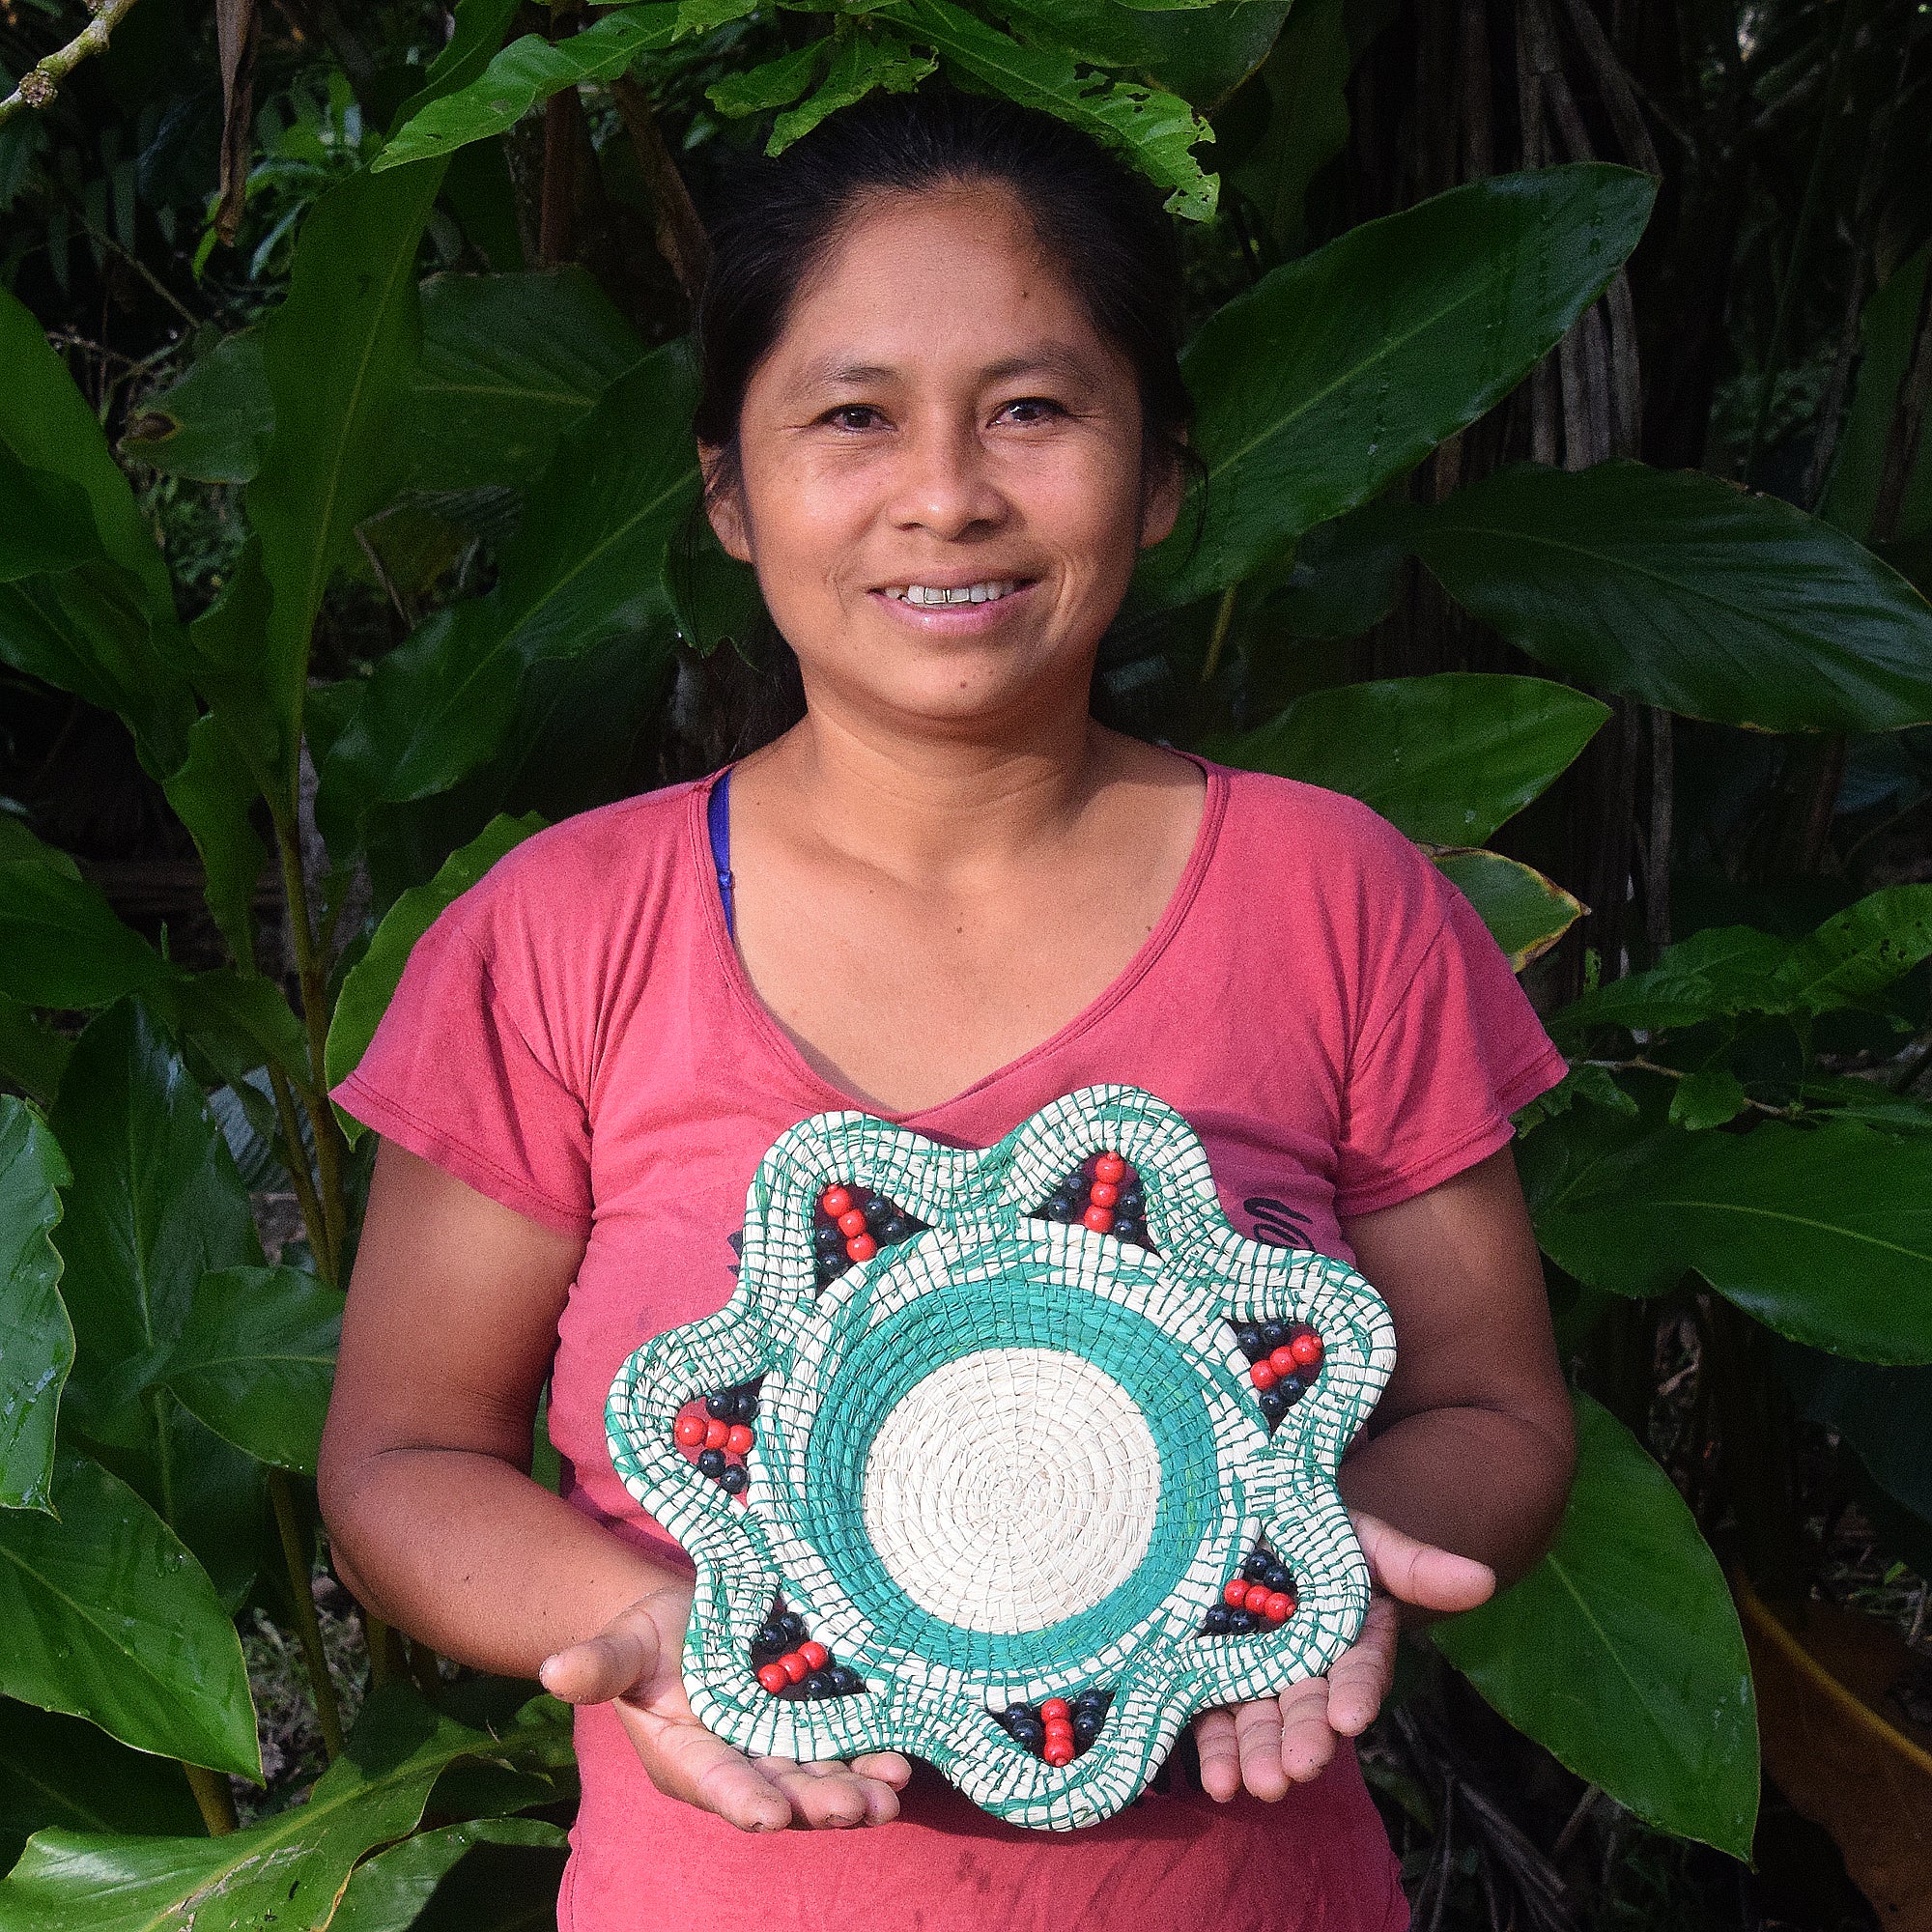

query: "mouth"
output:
878 579 1030 609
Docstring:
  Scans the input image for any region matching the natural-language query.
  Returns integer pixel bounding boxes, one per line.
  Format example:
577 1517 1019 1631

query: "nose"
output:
886 413 1009 540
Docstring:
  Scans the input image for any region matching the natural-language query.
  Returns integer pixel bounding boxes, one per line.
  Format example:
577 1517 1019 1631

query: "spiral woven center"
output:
861 1348 1161 1634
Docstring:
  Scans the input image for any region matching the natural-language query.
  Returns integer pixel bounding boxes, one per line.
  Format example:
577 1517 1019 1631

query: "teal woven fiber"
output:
606 1084 1396 1831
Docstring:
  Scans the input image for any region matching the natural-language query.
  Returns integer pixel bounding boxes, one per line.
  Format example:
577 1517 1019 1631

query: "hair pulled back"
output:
693 84 1193 487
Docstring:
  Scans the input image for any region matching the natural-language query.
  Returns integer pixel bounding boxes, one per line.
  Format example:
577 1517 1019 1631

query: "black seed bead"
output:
1007 1715 1044 1750
863 1193 890 1219
1116 1186 1144 1213
1072 1688 1108 1713
1047 1193 1075 1220
733 1387 759 1421
803 1670 833 1698
705 1392 735 1420
778 1612 806 1644
1265 1562 1293 1593
1259 1321 1289 1351
1204 1606 1231 1635
1234 1323 1263 1358
1280 1378 1308 1408
1072 1708 1103 1745
696 1448 725 1478
1258 1386 1288 1424
1115 1221 1145 1248
879 1215 909 1242
753 1622 784 1656
1232 1609 1259 1634
1242 1555 1271 1583
719 1464 749 1495
828 1664 864 1694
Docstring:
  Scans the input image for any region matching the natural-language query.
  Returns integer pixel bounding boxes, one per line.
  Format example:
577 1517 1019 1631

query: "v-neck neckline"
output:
690 753 1228 1128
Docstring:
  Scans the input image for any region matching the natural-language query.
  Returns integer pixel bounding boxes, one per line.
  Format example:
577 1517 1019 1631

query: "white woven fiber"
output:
860 1348 1161 1634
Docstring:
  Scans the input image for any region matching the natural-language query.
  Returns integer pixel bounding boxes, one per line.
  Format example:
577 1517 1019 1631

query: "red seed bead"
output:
1089 1181 1120 1208
756 1663 789 1693
725 1424 755 1455
1039 1697 1070 1722
1264 1592 1293 1624
1243 1583 1272 1615
1044 1724 1075 1752
1291 1330 1324 1367
1094 1153 1126 1183
1250 1360 1279 1390
673 1415 706 1447
821 1185 853 1218
798 1639 830 1670
1223 1578 1249 1606
1043 1738 1075 1766
703 1418 729 1450
846 1234 877 1262
1082 1206 1115 1234
837 1208 868 1237
1268 1346 1298 1378
780 1652 809 1684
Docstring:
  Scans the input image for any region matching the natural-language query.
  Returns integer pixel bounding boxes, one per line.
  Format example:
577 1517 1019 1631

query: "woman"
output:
321 86 1576 1932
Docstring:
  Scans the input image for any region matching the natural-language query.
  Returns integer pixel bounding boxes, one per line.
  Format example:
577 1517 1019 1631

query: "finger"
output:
1353 1512 1495 1613
1233 1696 1290 1803
1275 1674 1339 1783
614 1705 791 1832
755 1757 881 1830
539 1609 662 1706
847 1750 913 1789
1191 1707 1243 1803
1323 1598 1399 1736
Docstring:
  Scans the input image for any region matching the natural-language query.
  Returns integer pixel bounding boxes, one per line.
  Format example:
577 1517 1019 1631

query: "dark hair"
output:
694 83 1193 496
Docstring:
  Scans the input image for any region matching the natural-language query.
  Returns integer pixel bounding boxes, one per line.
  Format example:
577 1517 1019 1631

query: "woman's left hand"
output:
1191 1512 1495 1803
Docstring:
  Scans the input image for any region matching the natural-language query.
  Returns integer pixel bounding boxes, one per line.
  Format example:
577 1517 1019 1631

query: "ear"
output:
1138 444 1184 552
699 443 753 563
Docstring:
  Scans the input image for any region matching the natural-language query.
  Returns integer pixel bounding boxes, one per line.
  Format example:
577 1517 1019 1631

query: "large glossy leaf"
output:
118 329 271 485
47 1000 262 1454
1772 885 1932 1013
0 1701 202 1879
331 1817 567 1932
1434 848 1584 970
405 268 645 492
769 27 935 151
160 1266 342 1478
0 1098 71 1513
157 711 272 968
1213 673 1607 844
1821 243 1932 545
0 1449 259 1778
327 813 546 1116
1143 166 1656 604
1226 0 1349 241
373 5 705 171
1523 1112 1932 1361
238 163 448 796
388 0 522 132
986 0 1291 110
879 0 1215 217
0 855 170 1010
1785 1348 1932 1525
1435 1393 1758 1859
1413 461 1932 731
0 994 72 1104
0 453 99 580
0 1690 572 1928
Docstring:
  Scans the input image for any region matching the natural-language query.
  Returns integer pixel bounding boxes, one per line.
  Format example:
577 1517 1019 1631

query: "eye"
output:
822 404 888 432
996 396 1066 426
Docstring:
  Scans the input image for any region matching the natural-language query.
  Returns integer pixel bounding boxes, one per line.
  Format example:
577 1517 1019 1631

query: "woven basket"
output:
607 1084 1395 1830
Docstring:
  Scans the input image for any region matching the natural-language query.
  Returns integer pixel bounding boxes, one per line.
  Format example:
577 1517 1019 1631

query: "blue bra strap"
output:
707 768 736 938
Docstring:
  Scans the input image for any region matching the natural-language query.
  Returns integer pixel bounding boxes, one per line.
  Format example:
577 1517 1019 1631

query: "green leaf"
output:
1785 1349 1932 1525
0 288 175 622
0 856 170 1011
374 6 712 172
160 1266 342 1477
708 39 826 117
770 27 935 150
1552 924 1796 1034
389 0 524 133
166 968 311 1093
0 1690 572 1927
1413 461 1932 732
879 0 1216 217
0 1701 202 1880
0 994 73 1104
1525 1114 1932 1361
0 453 99 581
332 1817 567 1932
1769 885 1932 1014
407 267 647 492
157 712 271 969
1119 0 1291 109
1513 1060 1636 1133
243 163 449 797
1433 848 1584 970
1144 166 1656 604
117 330 272 486
1227 0 1350 242
1212 672 1607 845
1668 1065 1749 1132
327 813 546 1119
0 1449 259 1778
0 1097 72 1513
48 1000 262 1457
1435 1393 1758 1860
1821 242 1932 545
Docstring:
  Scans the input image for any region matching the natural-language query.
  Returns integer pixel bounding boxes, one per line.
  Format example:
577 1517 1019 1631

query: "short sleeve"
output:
331 906 594 1239
1332 876 1568 1219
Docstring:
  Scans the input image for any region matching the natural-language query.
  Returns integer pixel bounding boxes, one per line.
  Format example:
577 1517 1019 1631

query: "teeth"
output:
895 581 1017 607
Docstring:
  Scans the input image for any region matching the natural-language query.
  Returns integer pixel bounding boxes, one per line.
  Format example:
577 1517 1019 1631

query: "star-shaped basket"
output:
606 1084 1395 1830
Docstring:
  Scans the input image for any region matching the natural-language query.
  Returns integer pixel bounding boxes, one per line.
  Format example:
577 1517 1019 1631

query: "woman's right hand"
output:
539 1588 913 1832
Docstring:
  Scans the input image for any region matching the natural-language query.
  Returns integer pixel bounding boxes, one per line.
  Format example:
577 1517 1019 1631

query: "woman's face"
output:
706 183 1180 734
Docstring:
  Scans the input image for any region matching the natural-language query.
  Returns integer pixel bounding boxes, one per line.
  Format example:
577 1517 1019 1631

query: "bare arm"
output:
319 1140 909 1830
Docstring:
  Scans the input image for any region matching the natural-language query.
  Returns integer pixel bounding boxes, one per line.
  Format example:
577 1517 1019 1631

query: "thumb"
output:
539 1600 668 1706
1353 1511 1496 1614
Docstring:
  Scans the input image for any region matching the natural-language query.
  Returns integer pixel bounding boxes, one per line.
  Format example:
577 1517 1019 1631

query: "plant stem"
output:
264 1061 332 1284
364 1608 404 1688
609 75 710 302
268 1470 346 1761
1198 586 1238 685
182 1762 239 1835
0 0 150 125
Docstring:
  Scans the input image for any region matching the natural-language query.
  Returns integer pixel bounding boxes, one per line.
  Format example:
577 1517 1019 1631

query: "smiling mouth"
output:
881 580 1028 608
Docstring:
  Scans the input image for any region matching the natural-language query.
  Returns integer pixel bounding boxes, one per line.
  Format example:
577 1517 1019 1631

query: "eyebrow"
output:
799 345 1101 389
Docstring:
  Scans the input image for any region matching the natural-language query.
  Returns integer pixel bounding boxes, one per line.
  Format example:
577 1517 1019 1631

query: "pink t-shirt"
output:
334 759 1566 1932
